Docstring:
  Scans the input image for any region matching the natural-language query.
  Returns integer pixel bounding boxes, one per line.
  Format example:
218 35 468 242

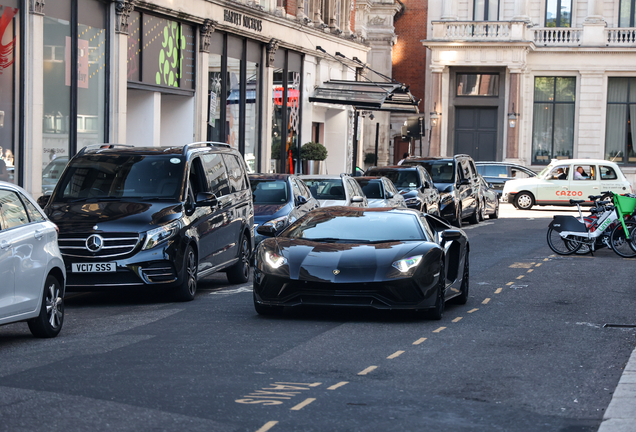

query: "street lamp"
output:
430 103 440 128
508 103 519 128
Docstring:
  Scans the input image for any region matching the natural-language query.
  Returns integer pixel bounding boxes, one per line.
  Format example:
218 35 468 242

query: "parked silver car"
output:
0 181 66 338
300 174 368 207
354 176 407 208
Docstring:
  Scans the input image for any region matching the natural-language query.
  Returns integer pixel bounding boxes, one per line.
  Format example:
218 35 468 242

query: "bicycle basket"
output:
614 194 636 215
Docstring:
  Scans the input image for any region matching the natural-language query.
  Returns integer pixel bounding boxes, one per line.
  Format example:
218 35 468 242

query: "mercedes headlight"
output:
142 220 181 250
263 215 288 231
405 197 422 205
265 251 287 269
392 255 423 273
440 193 454 204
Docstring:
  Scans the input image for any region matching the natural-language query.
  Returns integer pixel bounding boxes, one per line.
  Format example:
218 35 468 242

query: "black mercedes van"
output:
41 142 254 301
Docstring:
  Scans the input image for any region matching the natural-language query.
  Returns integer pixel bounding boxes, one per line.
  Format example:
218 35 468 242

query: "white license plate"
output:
72 262 116 273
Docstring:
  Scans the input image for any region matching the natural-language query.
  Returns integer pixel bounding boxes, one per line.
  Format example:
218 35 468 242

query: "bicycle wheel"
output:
609 220 636 258
547 227 581 255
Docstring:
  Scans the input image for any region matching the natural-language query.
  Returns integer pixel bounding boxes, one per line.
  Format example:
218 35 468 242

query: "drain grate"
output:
603 324 636 328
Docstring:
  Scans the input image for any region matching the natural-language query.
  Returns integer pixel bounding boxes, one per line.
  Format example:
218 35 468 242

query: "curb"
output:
598 347 636 432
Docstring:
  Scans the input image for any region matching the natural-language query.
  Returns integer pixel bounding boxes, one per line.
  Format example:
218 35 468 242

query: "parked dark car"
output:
365 165 440 215
477 175 499 220
353 176 407 208
475 161 536 198
402 155 481 227
250 174 320 246
253 207 469 319
41 142 254 301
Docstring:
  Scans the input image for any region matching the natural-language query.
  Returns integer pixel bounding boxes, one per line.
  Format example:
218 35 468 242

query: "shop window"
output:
531 76 576 164
605 78 636 164
0 2 19 184
545 0 571 27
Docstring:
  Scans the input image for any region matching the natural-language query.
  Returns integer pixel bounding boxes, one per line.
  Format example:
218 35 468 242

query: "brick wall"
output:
286 0 297 17
351 0 356 31
392 0 427 111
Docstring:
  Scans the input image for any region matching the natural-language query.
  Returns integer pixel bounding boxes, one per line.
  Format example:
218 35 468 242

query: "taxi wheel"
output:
514 192 534 210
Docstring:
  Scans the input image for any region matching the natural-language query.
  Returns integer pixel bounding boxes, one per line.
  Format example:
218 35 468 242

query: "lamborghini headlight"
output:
265 251 288 269
391 255 423 273
142 220 181 250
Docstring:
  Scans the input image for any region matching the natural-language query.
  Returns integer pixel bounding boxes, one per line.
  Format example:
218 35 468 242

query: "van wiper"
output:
67 197 124 203
304 237 341 243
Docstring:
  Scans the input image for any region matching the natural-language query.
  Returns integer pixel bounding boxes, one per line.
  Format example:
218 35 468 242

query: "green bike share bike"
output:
546 191 636 258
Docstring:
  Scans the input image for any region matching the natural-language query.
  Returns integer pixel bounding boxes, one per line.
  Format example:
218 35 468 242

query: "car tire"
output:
451 253 469 305
174 245 198 302
28 275 64 338
478 199 486 222
253 291 283 316
425 262 445 320
514 192 534 210
452 203 463 228
468 201 480 224
489 200 499 219
227 234 250 284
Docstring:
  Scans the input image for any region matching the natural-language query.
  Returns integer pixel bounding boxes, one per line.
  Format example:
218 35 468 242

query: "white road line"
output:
209 286 253 295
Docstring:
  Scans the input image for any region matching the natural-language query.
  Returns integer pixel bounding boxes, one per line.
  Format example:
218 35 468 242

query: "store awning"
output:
309 80 420 113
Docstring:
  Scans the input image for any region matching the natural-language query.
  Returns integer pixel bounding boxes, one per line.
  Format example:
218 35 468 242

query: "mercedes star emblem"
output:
86 234 104 253
333 270 340 275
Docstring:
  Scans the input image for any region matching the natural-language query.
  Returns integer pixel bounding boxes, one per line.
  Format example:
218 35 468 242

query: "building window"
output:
545 0 571 27
605 78 636 164
531 77 576 164
619 0 636 27
456 74 499 96
0 2 19 184
207 33 263 172
473 0 499 21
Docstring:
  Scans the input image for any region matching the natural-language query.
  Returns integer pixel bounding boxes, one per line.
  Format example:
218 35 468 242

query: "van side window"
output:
188 158 205 200
222 155 248 193
600 166 618 180
201 153 230 197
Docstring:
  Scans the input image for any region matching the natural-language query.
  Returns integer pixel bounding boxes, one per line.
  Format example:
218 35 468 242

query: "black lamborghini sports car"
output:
253 206 469 319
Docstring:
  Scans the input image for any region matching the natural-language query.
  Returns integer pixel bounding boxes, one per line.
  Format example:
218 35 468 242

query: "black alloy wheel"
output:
425 261 445 320
174 245 198 301
28 275 64 338
453 203 463 228
478 199 486 222
227 234 250 284
452 252 469 305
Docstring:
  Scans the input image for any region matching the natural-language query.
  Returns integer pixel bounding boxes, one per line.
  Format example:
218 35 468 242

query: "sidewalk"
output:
598 346 636 432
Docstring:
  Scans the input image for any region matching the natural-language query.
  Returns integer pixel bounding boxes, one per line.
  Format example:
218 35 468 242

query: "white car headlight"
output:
142 220 181 250
405 197 421 205
265 251 287 269
392 255 423 273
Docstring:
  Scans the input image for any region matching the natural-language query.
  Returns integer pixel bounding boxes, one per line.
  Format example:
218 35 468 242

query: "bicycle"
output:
546 191 636 257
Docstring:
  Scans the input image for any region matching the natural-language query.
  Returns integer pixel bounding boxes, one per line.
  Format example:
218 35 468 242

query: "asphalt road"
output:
0 203 635 432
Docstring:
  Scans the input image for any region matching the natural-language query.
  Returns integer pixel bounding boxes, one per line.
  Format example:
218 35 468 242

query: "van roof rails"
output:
77 144 134 156
182 141 232 155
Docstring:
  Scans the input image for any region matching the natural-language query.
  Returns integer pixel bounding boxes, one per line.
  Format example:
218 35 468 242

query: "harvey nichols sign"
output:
224 9 263 32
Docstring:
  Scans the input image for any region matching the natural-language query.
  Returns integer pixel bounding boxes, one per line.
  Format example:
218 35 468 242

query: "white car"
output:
0 181 65 338
353 176 407 208
300 174 368 208
503 159 633 210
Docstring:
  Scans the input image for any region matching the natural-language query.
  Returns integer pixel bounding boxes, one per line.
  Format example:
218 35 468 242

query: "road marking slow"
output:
452 317 462 323
413 338 427 345
327 382 348 390
468 308 479 313
432 327 446 333
256 421 278 432
290 398 315 411
358 366 377 375
482 298 491 304
495 288 502 294
387 351 405 359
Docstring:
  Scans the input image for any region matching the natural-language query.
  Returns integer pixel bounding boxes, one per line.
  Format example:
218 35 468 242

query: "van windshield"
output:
366 170 421 191
53 154 186 202
402 161 455 183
